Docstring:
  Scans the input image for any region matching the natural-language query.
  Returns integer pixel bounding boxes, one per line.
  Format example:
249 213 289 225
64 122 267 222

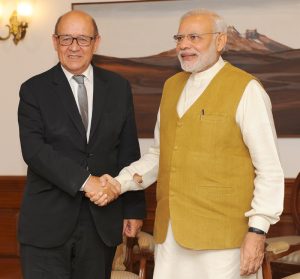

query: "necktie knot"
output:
73 75 85 84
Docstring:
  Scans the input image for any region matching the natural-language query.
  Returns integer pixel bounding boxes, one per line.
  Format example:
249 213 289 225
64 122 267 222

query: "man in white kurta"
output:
115 56 284 279
90 9 284 279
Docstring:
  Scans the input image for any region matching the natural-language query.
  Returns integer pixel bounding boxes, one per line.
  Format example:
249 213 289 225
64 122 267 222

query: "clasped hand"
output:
84 174 121 206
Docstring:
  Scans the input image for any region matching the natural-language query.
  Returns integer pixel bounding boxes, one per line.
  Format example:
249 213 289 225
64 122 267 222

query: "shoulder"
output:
166 71 190 82
224 62 256 81
21 64 59 88
164 71 190 87
93 65 128 85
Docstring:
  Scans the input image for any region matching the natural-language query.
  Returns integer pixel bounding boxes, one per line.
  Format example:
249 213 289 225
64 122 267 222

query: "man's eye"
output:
177 36 184 42
78 37 88 42
61 37 71 42
78 37 90 44
189 35 199 41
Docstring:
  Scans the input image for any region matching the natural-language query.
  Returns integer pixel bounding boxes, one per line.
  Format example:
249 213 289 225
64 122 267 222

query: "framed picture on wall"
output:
72 0 300 138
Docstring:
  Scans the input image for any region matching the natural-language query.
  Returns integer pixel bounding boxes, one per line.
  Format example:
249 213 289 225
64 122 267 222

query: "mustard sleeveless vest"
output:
154 63 256 249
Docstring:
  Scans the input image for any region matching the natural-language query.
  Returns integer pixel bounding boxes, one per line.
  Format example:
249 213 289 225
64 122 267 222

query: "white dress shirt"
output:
116 57 284 233
61 64 94 190
61 64 94 141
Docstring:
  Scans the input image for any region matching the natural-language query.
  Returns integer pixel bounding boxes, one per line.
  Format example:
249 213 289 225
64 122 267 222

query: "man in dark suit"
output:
17 10 145 279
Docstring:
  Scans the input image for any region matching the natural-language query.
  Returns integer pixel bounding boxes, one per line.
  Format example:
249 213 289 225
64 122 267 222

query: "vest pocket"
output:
196 185 233 195
200 113 228 122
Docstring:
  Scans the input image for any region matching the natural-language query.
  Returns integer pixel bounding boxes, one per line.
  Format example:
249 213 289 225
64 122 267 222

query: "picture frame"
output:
72 0 300 138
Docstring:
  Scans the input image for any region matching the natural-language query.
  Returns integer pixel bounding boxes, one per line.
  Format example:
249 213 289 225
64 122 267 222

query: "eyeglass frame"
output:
173 32 221 44
54 34 98 47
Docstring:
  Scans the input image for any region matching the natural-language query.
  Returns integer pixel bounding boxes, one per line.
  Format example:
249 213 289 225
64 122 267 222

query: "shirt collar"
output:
61 64 93 82
190 56 226 82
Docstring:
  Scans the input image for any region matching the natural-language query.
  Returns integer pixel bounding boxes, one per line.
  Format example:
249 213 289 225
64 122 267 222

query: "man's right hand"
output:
84 175 121 206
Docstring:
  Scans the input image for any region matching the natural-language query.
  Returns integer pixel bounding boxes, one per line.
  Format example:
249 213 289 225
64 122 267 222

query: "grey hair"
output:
180 9 227 33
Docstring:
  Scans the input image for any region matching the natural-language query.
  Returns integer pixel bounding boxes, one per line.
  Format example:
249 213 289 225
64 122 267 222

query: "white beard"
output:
178 42 219 73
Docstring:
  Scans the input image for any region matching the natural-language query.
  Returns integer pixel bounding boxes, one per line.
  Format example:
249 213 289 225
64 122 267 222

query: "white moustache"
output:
178 50 199 57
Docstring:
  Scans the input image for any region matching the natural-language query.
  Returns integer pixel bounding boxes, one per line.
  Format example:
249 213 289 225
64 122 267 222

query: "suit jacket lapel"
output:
89 66 109 143
52 64 86 140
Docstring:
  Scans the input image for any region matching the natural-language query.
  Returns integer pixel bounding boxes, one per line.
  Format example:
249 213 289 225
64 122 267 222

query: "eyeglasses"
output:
173 32 220 44
54 35 97 46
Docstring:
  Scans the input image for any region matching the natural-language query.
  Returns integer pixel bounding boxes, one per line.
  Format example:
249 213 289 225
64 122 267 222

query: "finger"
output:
124 230 135 237
99 177 108 187
242 259 251 276
103 183 118 198
89 191 104 202
240 251 248 276
94 200 108 206
123 225 134 237
85 191 99 199
107 187 119 201
102 188 115 201
133 224 143 236
246 260 255 275
123 220 129 235
94 196 108 206
253 254 264 274
85 192 92 198
90 193 107 204
108 184 118 195
99 174 113 186
130 228 139 237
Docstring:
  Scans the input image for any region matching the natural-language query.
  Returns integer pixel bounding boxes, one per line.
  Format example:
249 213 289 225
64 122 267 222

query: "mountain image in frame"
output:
93 27 300 137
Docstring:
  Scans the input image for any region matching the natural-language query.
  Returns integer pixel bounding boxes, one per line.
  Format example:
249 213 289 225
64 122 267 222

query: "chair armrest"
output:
263 242 300 279
137 231 155 253
266 242 300 261
266 241 290 254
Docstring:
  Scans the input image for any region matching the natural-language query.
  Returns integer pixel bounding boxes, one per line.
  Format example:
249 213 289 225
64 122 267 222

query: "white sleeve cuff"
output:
80 174 91 191
248 215 271 233
115 173 144 194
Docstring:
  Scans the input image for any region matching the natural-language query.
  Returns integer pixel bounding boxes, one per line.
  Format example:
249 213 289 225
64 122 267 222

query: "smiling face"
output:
52 11 100 75
176 14 226 73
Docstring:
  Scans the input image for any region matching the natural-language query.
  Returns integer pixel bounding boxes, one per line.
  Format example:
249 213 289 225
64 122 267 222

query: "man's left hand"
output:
123 219 143 237
240 232 266 276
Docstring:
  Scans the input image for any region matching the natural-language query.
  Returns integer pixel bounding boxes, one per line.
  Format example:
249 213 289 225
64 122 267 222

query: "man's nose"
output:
178 36 191 49
69 38 80 50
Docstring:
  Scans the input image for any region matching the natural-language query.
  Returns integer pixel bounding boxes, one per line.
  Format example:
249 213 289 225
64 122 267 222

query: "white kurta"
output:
116 57 284 278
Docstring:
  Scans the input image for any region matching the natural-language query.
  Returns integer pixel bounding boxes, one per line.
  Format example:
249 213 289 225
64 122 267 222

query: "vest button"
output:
174 146 178 150
171 167 176 172
177 122 183 127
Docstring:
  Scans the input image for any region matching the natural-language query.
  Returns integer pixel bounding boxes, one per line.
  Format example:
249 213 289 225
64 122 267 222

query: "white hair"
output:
180 9 227 33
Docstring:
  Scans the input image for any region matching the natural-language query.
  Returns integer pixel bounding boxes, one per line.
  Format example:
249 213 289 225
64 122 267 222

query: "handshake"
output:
84 174 121 206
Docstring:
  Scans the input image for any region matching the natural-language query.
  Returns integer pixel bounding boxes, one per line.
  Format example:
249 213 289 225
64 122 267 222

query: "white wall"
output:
0 0 137 176
0 0 299 178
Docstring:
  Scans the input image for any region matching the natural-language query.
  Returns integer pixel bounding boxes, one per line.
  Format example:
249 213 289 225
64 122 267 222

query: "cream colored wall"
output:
0 0 136 176
0 0 299 178
1 0 72 175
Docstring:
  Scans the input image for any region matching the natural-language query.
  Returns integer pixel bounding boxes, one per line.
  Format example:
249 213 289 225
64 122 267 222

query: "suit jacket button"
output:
87 153 94 158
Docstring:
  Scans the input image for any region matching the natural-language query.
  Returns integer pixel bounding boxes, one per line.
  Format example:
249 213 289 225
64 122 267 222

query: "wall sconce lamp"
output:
0 1 33 45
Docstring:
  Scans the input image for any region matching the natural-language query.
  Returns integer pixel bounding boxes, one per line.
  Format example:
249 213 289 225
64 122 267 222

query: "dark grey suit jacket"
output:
18 63 145 248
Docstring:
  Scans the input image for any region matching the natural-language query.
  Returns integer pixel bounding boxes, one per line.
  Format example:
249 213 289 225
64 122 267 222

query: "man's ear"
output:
93 35 101 53
52 35 58 51
216 33 227 52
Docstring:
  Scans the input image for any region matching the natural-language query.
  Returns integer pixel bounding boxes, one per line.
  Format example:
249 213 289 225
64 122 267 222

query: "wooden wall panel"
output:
0 177 24 257
0 176 297 278
268 178 297 237
0 210 19 256
0 177 24 279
